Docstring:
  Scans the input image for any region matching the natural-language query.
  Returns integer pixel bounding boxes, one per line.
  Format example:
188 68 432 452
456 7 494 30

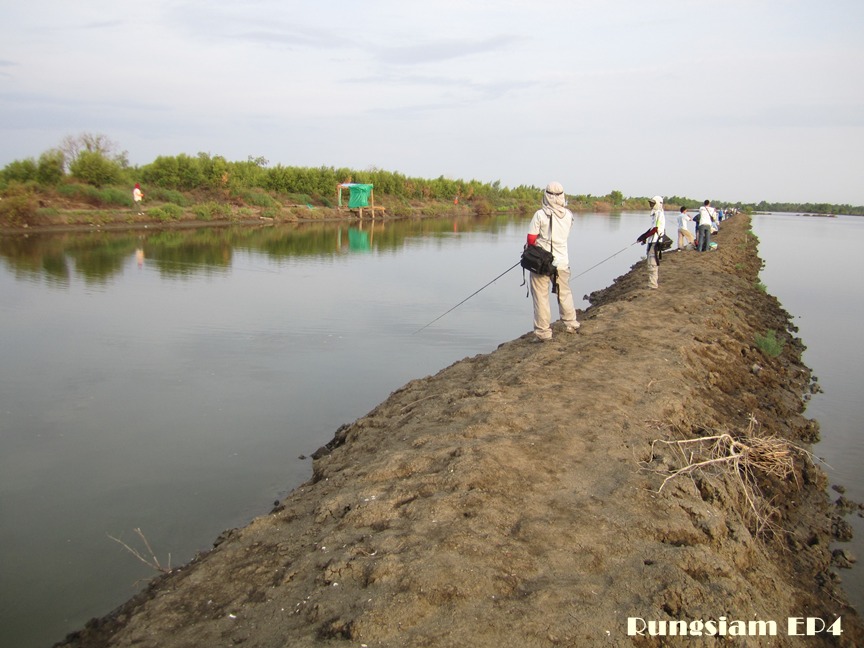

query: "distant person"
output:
133 183 145 215
677 206 695 250
636 195 666 289
525 181 580 341
697 199 716 251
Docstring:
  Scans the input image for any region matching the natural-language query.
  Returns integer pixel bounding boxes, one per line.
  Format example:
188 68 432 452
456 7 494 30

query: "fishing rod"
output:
413 240 640 334
412 260 522 334
570 241 639 280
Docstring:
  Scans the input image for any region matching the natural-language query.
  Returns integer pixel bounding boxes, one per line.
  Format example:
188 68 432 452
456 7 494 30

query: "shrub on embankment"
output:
4 132 862 230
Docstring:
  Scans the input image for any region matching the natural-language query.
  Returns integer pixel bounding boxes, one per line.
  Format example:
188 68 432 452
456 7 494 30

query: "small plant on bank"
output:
108 528 171 574
146 187 189 206
236 189 279 208
755 329 785 357
756 281 767 292
151 204 184 222
192 201 232 221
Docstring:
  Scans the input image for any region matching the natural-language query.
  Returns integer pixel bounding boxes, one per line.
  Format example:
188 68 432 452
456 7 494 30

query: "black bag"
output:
520 244 555 276
520 211 559 295
659 233 673 251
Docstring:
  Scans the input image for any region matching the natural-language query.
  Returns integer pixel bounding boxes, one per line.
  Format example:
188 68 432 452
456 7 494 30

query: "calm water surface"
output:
1 212 860 646
751 213 864 615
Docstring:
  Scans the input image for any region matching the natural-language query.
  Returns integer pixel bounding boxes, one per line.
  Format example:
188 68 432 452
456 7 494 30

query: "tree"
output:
37 149 65 185
59 132 127 172
0 158 38 185
69 150 122 187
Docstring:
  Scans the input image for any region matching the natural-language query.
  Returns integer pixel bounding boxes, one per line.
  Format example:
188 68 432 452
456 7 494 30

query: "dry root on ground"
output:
645 416 814 536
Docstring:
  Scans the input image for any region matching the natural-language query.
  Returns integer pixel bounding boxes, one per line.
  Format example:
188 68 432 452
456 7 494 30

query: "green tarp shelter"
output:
338 183 374 208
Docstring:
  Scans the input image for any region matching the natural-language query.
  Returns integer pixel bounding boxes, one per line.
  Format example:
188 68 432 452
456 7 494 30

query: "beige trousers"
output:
678 227 695 248
530 267 579 339
647 254 659 289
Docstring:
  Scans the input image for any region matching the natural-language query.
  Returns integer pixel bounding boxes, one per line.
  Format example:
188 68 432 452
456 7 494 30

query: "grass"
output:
755 329 785 357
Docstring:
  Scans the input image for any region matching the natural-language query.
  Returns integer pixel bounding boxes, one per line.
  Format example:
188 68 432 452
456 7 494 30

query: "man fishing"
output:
637 195 666 289
525 181 580 341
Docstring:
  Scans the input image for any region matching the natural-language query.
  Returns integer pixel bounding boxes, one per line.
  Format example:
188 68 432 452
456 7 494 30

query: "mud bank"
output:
57 215 862 647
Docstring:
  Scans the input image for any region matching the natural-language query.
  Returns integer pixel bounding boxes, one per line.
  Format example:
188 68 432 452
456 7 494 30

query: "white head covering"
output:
542 181 567 218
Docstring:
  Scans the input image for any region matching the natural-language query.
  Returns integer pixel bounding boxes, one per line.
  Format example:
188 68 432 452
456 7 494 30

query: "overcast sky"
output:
1 0 862 205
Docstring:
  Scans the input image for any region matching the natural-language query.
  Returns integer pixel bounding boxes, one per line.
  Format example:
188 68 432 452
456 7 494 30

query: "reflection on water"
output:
0 216 518 285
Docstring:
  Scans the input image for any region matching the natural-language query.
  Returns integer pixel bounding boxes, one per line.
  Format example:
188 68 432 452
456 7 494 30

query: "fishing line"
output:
412 261 522 334
569 241 639 280
414 240 640 334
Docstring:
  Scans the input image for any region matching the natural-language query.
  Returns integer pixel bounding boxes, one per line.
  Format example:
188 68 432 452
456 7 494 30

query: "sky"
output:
1 0 862 205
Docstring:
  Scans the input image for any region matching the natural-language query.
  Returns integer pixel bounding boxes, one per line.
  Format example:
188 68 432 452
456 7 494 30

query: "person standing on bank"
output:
677 206 695 250
636 195 666 289
697 199 716 251
133 183 145 215
526 182 580 342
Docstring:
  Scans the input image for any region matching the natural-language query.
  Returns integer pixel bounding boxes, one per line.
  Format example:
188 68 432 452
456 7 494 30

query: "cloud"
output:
375 35 515 66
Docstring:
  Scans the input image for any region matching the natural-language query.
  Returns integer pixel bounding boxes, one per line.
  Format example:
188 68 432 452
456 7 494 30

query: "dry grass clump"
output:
108 528 172 574
646 415 813 536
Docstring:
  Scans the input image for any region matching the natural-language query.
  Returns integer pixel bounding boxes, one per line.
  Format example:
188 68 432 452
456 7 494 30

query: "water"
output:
0 211 860 646
751 212 864 614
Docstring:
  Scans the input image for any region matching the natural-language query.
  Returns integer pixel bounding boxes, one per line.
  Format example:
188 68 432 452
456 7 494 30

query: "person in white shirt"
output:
677 206 695 250
133 183 145 215
525 182 580 341
636 195 666 289
697 199 716 252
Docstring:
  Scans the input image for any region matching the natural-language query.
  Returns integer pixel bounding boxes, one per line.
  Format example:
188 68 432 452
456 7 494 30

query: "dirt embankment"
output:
57 215 862 647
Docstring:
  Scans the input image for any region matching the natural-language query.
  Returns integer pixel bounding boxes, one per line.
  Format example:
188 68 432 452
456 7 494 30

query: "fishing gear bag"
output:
520 210 559 294
520 244 555 277
520 245 559 295
659 233 673 251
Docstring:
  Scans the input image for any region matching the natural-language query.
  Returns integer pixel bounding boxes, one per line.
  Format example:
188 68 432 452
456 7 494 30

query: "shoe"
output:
565 324 580 333
532 335 551 343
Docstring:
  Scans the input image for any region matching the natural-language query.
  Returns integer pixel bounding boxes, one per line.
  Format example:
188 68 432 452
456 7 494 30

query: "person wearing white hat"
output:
525 181 580 341
637 195 666 289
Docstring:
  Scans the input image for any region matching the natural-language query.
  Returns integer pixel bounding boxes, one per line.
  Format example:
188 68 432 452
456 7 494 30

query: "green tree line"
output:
2 133 862 218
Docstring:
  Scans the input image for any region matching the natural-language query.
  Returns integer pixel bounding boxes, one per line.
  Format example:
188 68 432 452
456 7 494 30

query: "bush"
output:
57 183 131 207
69 150 122 187
146 187 189 206
99 187 133 207
236 189 279 208
755 330 784 357
193 201 232 221
472 198 493 216
1 158 38 185
0 193 39 226
37 150 65 186
150 204 184 221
